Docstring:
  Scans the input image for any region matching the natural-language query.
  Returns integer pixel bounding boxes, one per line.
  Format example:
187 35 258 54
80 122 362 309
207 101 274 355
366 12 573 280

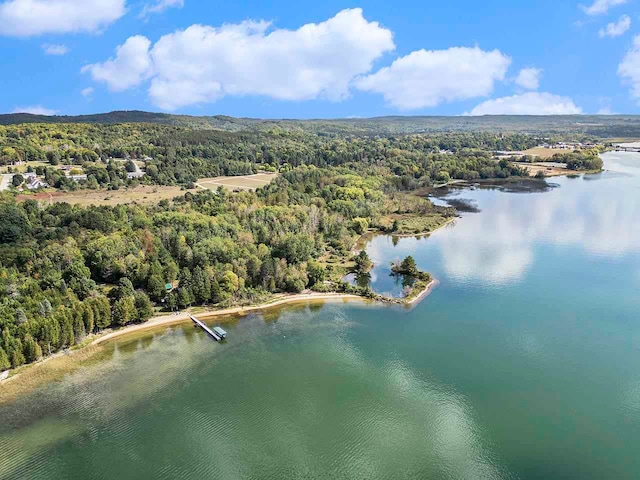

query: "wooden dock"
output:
190 315 222 341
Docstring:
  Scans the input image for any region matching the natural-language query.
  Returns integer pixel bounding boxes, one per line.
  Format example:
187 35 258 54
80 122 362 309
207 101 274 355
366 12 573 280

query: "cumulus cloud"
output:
467 92 582 116
41 43 68 55
0 0 126 37
82 35 154 92
12 105 57 115
599 14 631 38
515 67 542 90
581 0 628 15
84 9 395 110
355 46 510 110
140 0 183 18
618 35 640 100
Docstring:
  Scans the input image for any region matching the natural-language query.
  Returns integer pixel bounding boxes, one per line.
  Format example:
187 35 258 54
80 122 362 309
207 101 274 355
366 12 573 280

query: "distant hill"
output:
2 110 640 137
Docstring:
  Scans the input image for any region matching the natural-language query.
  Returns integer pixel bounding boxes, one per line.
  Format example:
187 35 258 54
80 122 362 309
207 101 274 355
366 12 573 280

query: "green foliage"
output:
354 251 373 274
0 118 547 371
12 174 24 187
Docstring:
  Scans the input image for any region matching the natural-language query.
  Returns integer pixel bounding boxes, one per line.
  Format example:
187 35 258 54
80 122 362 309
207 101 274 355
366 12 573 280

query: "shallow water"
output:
1 152 640 479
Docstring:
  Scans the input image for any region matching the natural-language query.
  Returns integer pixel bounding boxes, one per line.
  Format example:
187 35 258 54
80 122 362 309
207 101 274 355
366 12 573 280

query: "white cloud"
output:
0 0 126 37
140 0 183 17
84 9 395 110
467 92 582 115
355 46 510 110
597 97 615 114
81 87 95 97
515 67 542 90
12 105 57 115
618 35 640 100
599 14 631 38
581 0 627 16
82 35 154 92
42 43 69 55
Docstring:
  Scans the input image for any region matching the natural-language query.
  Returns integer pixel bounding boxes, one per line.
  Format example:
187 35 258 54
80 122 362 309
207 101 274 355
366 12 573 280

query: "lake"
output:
1 152 640 479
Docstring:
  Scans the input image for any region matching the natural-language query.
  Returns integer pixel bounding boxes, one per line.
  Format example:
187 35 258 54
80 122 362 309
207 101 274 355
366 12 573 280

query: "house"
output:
25 173 48 190
127 171 145 179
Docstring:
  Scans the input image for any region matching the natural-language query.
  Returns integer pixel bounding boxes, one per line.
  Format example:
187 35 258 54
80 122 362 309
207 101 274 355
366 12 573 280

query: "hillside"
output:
3 111 640 137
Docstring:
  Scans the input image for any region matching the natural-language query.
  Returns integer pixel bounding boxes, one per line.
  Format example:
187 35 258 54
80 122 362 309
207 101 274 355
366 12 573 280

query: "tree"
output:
112 296 136 326
147 274 166 302
82 304 95 334
12 174 24 187
352 217 368 235
354 250 373 274
0 346 10 371
134 292 154 322
400 256 418 275
39 299 52 317
23 335 42 363
15 308 28 325
191 266 211 304
307 260 325 286
177 287 193 309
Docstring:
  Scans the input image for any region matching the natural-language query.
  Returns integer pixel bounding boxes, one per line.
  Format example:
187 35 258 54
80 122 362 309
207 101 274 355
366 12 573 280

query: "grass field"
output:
0 161 50 174
522 147 560 159
197 173 278 191
15 173 279 206
17 185 187 206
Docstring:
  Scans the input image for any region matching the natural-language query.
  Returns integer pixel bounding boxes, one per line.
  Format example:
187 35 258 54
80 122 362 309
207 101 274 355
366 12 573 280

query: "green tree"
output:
354 250 373 274
112 296 136 326
0 346 10 371
12 174 24 187
147 274 166 302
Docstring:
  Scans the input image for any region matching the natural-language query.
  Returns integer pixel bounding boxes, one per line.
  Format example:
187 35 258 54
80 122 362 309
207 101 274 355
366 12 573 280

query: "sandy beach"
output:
92 292 364 346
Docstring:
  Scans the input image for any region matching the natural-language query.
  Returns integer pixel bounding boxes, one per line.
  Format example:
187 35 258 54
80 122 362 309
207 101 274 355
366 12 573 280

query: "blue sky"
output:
1 0 639 118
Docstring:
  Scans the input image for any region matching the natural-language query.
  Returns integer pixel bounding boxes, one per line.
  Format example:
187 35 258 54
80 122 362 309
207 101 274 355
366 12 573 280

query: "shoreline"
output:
405 279 439 306
0 281 441 394
352 216 457 253
91 292 364 347
386 217 457 239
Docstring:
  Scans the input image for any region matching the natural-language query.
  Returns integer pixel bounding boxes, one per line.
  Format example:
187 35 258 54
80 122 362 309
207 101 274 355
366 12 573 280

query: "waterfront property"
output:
190 315 224 341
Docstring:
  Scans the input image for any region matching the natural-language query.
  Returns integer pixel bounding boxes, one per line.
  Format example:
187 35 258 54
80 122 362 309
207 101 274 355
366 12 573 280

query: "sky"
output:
1 0 640 118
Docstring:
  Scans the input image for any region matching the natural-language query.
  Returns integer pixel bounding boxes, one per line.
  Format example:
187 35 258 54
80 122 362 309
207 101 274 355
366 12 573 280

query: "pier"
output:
190 315 224 341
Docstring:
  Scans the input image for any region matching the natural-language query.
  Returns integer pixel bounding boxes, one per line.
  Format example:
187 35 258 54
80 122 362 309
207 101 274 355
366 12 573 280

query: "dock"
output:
190 315 223 341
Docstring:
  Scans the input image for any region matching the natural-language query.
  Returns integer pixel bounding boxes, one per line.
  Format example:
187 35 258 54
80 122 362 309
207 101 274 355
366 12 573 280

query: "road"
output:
0 174 12 191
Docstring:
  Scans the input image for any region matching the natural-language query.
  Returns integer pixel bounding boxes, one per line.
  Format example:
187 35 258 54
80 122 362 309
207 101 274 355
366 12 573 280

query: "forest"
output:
0 120 592 371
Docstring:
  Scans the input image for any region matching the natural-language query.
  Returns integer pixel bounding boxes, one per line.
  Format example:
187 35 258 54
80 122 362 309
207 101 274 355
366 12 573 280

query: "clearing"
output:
15 173 279 206
522 147 560 159
17 185 187 206
520 162 573 177
196 173 278 191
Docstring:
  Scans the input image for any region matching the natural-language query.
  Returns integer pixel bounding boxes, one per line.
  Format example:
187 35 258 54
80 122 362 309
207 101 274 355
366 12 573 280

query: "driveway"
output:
0 174 12 191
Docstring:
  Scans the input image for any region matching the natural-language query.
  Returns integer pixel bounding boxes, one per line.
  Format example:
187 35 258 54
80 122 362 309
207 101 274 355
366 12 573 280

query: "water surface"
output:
1 152 640 479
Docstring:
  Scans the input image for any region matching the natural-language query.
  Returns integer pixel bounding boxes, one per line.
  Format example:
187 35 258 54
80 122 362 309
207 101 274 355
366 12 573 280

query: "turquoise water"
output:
1 152 640 479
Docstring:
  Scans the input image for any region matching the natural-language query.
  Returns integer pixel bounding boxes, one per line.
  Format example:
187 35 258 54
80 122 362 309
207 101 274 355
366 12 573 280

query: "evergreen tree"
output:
0 346 10 371
134 292 154 322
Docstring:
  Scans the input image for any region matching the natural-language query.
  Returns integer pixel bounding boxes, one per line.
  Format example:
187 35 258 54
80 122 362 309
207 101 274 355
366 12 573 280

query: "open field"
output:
0 161 50 174
15 173 279 205
522 147 562 159
520 162 574 177
197 173 278 191
16 185 187 206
